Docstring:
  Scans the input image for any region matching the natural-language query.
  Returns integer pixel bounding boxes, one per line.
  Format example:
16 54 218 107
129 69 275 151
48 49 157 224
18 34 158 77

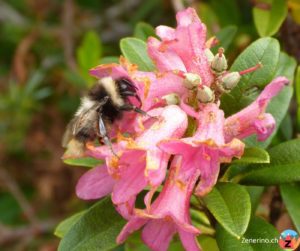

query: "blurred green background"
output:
0 0 299 250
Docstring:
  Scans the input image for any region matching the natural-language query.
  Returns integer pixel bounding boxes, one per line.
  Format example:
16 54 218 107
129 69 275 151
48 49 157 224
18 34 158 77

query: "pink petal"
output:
112 150 147 204
75 165 114 200
145 160 200 233
143 72 187 110
193 103 226 145
257 76 289 102
136 105 188 185
155 25 176 40
89 63 128 79
147 37 187 72
142 220 176 251
178 230 202 251
115 196 135 220
117 217 147 244
224 76 289 142
176 7 202 27
253 113 275 141
194 149 220 196
170 8 214 85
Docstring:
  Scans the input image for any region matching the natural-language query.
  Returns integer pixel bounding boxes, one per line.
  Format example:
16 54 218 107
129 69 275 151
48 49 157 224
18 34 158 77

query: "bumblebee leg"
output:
119 104 156 118
98 115 118 158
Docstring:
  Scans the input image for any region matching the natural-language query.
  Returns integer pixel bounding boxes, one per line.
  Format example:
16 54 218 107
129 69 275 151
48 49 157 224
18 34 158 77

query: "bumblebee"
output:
62 77 145 155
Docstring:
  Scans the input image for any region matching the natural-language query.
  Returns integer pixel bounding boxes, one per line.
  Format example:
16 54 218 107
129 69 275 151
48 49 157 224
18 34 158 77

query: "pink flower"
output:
117 156 201 251
159 103 244 196
143 8 216 111
76 105 188 215
224 76 289 142
148 7 214 86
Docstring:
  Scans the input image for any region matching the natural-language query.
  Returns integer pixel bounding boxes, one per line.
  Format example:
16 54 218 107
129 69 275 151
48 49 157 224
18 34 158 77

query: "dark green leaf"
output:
253 0 288 37
211 0 241 26
55 210 87 238
237 139 300 185
221 37 280 116
63 157 103 168
232 147 269 164
280 183 300 232
278 114 293 141
296 66 300 132
134 22 156 41
58 197 125 251
245 186 264 214
216 216 281 251
120 37 155 71
203 183 251 238
212 26 237 53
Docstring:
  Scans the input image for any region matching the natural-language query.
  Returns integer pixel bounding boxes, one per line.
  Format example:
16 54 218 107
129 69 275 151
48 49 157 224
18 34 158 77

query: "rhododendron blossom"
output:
73 7 289 251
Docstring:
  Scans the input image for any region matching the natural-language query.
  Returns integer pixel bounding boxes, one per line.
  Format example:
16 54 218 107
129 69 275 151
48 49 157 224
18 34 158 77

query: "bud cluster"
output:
181 47 262 107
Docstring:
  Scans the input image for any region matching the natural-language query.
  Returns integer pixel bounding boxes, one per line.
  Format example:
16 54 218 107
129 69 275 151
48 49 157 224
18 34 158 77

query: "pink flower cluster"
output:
75 8 288 251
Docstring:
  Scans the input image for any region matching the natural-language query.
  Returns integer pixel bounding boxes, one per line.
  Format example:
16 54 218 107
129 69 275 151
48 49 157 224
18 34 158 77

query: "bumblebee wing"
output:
62 118 77 148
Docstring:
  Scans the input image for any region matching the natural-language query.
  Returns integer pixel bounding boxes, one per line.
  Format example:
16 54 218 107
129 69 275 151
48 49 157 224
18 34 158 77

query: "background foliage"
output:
0 0 300 250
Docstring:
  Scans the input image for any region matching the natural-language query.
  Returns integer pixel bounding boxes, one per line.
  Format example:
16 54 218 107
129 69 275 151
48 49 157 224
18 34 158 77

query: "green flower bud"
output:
197 86 215 103
183 73 202 90
204 48 214 63
211 48 228 74
219 72 241 91
162 93 180 105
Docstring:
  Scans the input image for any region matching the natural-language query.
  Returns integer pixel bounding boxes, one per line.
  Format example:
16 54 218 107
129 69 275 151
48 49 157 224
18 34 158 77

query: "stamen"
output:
239 62 263 75
218 47 224 57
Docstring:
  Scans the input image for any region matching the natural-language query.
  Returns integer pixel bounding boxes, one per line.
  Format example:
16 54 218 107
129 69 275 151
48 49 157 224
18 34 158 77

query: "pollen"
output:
208 111 216 122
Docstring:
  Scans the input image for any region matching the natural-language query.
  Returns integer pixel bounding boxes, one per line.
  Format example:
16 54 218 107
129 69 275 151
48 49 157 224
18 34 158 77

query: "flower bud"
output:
219 72 241 91
162 93 180 105
204 48 214 63
211 48 227 74
197 86 215 103
183 73 202 90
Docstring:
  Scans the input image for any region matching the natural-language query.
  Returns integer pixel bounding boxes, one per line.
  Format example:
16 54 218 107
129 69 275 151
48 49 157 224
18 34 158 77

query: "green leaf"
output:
198 235 220 251
120 37 155 71
253 0 288 37
280 183 300 232
125 232 151 251
244 52 296 148
237 139 300 185
211 0 241 26
99 56 119 64
76 31 102 87
55 210 87 238
58 197 125 251
63 157 103 168
232 147 269 164
216 216 281 251
278 113 293 141
134 22 156 41
212 26 237 54
245 186 264 214
221 37 280 116
203 183 251 238
296 66 300 132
